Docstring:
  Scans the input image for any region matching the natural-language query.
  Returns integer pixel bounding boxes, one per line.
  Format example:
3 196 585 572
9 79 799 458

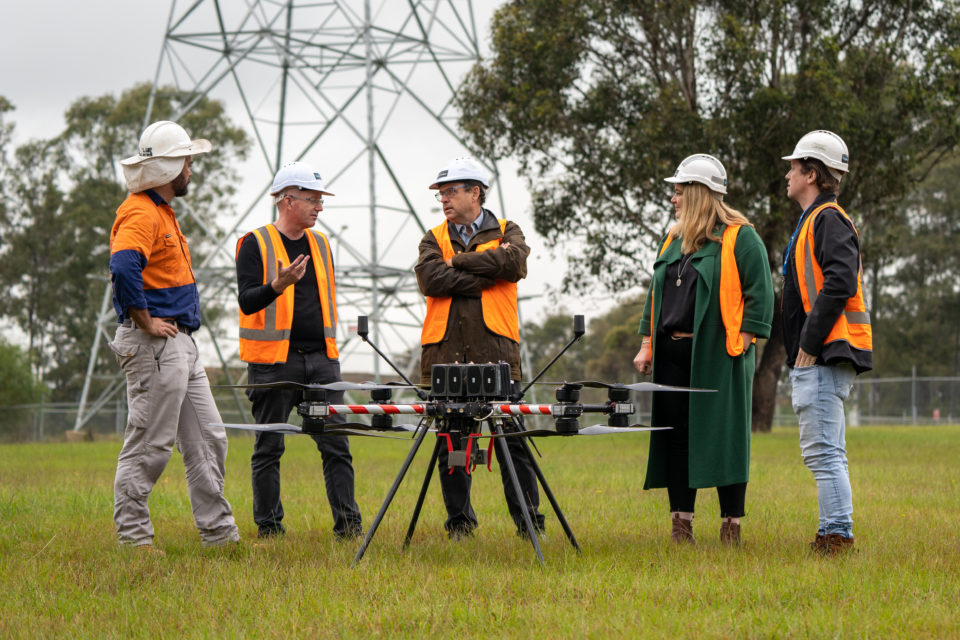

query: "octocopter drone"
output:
218 315 711 565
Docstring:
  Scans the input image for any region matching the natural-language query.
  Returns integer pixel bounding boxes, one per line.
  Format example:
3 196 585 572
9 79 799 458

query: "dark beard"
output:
172 170 190 197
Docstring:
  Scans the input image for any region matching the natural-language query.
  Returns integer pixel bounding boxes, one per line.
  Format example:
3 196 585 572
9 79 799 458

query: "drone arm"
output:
356 316 428 399
519 315 586 398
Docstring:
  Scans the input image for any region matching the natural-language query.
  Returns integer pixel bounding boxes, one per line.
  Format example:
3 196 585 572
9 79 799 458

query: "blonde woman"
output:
634 154 774 545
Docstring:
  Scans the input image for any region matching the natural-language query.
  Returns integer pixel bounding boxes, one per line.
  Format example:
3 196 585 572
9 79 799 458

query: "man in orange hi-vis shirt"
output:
109 121 239 552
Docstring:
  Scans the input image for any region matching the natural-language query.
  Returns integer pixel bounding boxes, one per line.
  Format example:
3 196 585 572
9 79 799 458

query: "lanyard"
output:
782 207 812 277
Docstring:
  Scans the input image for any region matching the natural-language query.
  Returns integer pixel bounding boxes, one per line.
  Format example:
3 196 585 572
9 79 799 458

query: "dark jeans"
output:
248 350 362 537
437 382 544 535
653 333 747 518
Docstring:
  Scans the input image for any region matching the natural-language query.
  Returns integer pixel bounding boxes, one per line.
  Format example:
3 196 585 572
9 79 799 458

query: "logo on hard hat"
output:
437 169 448 179
140 147 153 157
842 154 849 163
314 172 321 179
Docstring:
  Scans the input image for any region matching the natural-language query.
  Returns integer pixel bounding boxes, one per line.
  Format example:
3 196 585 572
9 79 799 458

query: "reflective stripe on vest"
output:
421 219 520 345
237 224 339 363
794 203 872 351
652 226 754 357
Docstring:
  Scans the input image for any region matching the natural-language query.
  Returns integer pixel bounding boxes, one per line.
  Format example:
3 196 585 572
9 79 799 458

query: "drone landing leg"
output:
491 419 545 565
402 434 443 549
352 420 433 567
515 432 581 553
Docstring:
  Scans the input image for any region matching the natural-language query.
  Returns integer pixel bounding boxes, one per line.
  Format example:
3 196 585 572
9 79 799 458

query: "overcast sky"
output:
2 1 637 371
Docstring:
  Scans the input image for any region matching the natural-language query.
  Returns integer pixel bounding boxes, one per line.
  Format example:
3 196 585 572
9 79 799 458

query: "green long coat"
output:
639 224 774 489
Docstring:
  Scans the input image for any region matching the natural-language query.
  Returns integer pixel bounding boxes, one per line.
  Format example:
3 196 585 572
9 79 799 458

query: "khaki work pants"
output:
110 325 238 546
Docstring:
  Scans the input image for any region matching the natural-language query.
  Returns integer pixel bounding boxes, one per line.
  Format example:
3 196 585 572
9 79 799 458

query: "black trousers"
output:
248 350 362 536
653 334 746 518
437 383 544 534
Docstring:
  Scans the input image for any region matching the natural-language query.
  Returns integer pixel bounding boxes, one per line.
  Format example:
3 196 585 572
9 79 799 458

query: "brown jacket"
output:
415 210 529 383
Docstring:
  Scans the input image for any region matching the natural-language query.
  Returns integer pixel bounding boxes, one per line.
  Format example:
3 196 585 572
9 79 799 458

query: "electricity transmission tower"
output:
74 0 510 430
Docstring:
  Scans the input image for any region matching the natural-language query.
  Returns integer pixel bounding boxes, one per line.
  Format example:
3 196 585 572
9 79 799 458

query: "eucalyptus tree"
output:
459 0 960 430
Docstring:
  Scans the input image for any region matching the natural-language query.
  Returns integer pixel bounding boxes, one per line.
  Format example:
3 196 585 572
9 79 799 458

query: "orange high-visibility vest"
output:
237 224 339 363
651 225 754 357
421 219 520 345
794 202 872 352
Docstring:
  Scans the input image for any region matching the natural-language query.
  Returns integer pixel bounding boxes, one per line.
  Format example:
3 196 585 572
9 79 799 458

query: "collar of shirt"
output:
454 211 485 245
144 188 168 206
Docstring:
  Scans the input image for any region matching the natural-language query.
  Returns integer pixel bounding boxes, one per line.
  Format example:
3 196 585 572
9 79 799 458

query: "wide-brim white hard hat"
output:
429 156 489 189
120 120 212 166
782 129 849 179
664 153 728 195
269 161 335 196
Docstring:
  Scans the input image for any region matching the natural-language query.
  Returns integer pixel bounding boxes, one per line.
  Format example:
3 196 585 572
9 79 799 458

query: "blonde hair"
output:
669 183 753 254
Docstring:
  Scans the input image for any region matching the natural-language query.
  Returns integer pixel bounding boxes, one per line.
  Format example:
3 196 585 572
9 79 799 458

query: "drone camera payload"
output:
431 362 512 400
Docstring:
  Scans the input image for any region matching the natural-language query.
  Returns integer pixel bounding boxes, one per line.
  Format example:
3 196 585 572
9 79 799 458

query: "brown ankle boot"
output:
821 533 855 555
809 533 826 553
720 521 741 546
671 514 695 545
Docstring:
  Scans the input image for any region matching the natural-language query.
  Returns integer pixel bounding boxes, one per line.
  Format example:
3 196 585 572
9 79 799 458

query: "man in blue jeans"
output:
780 131 873 555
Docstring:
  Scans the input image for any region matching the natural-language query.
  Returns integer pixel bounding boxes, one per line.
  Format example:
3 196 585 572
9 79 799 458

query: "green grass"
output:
1 426 958 638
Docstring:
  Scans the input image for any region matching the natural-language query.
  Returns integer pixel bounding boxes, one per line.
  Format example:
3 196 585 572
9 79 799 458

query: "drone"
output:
216 315 712 565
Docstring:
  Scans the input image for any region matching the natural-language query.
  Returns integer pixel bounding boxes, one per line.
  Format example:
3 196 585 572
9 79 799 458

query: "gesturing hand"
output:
272 254 311 293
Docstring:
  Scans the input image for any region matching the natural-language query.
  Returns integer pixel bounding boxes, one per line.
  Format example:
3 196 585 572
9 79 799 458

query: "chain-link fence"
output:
2 376 958 443
771 375 960 427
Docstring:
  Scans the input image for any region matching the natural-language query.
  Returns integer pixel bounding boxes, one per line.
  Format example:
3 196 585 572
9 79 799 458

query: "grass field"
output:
1 425 958 638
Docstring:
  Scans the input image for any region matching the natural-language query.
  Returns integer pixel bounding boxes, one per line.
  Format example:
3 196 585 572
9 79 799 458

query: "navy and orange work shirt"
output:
109 189 201 330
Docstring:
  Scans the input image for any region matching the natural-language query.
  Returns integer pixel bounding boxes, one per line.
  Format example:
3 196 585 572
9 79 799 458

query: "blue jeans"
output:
790 363 856 538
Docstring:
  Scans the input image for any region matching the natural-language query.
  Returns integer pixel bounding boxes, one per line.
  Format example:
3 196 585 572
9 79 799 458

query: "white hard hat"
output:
664 154 728 195
120 120 212 166
428 157 489 189
269 161 335 196
782 130 849 179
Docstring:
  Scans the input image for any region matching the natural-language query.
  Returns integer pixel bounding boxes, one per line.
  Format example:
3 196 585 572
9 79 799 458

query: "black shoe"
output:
516 526 546 541
447 526 475 541
257 525 286 539
334 525 364 541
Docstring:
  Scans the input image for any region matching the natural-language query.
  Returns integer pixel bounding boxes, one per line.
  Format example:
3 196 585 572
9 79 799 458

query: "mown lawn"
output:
1 426 957 638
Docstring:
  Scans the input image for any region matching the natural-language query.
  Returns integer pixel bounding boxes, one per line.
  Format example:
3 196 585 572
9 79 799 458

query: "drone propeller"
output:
539 380 715 393
216 421 424 439
481 424 669 438
213 380 419 392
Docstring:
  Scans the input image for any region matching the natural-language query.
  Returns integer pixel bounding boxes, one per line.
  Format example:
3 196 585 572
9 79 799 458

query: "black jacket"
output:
781 192 872 373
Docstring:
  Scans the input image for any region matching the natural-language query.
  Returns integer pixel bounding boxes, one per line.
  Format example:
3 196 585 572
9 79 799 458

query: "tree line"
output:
457 0 960 430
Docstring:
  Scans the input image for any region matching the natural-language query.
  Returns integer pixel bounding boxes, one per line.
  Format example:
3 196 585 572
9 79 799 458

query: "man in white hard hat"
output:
415 157 544 540
781 130 872 555
109 120 239 550
235 161 362 540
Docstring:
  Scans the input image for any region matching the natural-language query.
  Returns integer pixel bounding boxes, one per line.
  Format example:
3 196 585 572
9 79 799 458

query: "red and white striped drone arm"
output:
496 404 555 415
328 404 427 415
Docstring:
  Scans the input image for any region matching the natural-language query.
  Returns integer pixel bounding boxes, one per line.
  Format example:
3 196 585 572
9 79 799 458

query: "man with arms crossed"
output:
415 157 544 540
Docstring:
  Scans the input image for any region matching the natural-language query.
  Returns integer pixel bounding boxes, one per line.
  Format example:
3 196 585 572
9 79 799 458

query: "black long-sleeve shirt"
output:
236 229 329 352
781 192 872 373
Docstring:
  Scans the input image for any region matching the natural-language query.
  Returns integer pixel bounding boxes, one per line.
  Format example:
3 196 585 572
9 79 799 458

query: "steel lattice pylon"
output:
74 0 517 430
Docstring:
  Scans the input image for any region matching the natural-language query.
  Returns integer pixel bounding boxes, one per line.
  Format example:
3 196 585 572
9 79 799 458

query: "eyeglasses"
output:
285 193 324 206
434 185 472 201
